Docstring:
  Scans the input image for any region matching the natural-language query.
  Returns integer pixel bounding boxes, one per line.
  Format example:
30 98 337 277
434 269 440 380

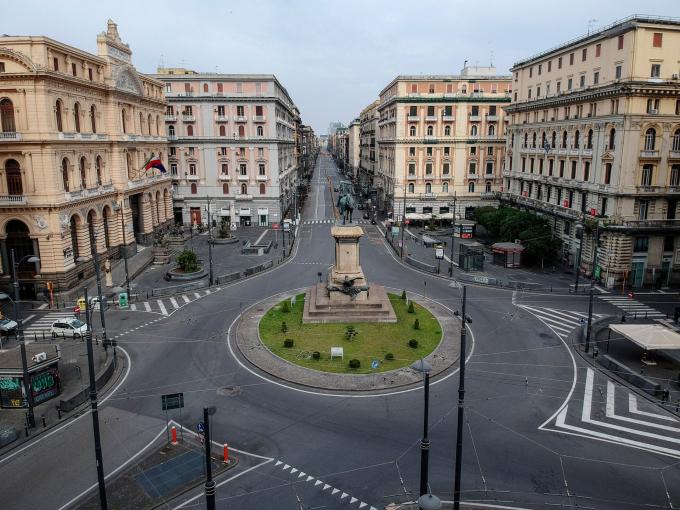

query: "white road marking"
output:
193 292 201 299
629 393 676 422
170 297 179 309
606 382 680 432
182 295 191 304
156 299 168 315
130 303 137 311
143 302 151 312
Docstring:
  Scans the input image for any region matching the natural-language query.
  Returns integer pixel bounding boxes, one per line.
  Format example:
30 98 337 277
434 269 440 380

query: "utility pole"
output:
116 202 131 301
449 193 457 276
574 222 584 292
206 197 214 286
584 223 599 353
400 184 407 259
203 407 216 510
89 230 112 367
453 285 467 510
83 287 108 510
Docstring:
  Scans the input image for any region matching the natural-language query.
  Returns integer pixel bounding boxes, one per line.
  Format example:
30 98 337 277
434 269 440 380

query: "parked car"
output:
51 318 87 338
0 318 17 335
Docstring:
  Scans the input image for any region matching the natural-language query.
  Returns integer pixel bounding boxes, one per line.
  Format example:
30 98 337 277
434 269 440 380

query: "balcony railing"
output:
182 115 196 122
583 148 593 156
469 115 481 121
670 150 680 159
407 116 420 122
215 115 228 122
0 132 21 141
238 174 249 181
235 115 248 122
640 150 660 158
442 115 455 121
165 115 177 122
253 115 266 122
186 174 199 181
407 173 417 180
467 174 479 179
235 194 252 200
168 135 177 141
425 116 437 122
486 115 499 121
218 174 230 181
256 174 268 181
0 194 26 204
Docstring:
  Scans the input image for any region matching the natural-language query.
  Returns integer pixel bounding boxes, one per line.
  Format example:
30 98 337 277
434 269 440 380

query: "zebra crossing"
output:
598 295 666 319
128 287 220 315
303 219 371 225
518 304 605 340
541 367 680 458
22 311 79 340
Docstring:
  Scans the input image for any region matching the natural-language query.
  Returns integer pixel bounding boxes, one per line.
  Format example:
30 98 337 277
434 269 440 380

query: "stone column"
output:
76 224 91 260
91 217 107 254
165 190 172 222
141 194 153 235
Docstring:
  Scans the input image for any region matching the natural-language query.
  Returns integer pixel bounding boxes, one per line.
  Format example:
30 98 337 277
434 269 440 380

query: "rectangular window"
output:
653 32 663 48
427 105 435 116
571 161 577 179
665 236 674 252
671 165 680 186
408 163 416 176
487 146 494 156
53 57 59 71
189 164 197 175
446 83 453 93
486 162 493 175
71 62 77 76
569 53 574 65
593 71 599 84
428 83 435 93
536 86 541 97
582 48 587 61
470 146 477 155
426 147 433 157
469 162 476 174
258 148 264 158
651 64 661 78
237 105 244 116
560 160 565 177
471 105 479 115
88 68 93 81
409 105 417 116
596 43 601 57
584 161 590 181
0 62 4 73
409 147 416 156
548 159 554 176
239 163 247 176
539 159 544 174
170 163 177 175
615 65 622 79
255 105 263 116
443 162 450 174
604 163 612 185
528 88 532 99
221 164 228 175
634 237 649 252
567 78 572 90
220 147 227 156
556 81 561 93
259 163 265 176
411 83 417 93
638 199 649 220
521 157 526 172
425 163 433 175
641 164 654 186
547 61 552 72
538 64 542 75
530 158 535 173
170 147 176 156
618 35 624 50
558 56 562 69
444 147 450 156
579 75 586 88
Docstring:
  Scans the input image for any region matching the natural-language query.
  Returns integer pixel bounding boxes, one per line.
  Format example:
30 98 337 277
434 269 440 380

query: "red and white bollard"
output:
223 443 229 463
171 426 178 445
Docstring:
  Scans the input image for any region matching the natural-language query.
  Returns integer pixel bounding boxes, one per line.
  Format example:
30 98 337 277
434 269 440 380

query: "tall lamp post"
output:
574 222 584 292
449 194 457 276
82 228 112 366
411 358 433 497
112 202 131 300
400 183 407 259
10 249 40 429
585 223 600 353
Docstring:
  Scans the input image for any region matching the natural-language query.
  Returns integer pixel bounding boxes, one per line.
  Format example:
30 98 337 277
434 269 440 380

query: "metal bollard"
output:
25 427 29 437
56 406 62 419
42 416 46 428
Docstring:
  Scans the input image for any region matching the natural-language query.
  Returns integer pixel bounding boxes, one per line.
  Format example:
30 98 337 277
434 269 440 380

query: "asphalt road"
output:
3 153 680 510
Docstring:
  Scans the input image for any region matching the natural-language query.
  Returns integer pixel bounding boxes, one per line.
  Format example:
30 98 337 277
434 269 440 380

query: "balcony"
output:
423 192 437 199
425 116 437 122
165 115 177 122
670 150 680 160
122 134 138 141
407 116 420 122
238 174 249 181
469 115 481 122
235 116 248 122
467 174 479 180
256 174 268 181
214 115 228 122
253 115 266 122
407 173 417 180
0 132 22 141
486 115 499 122
186 174 199 181
218 174 230 181
235 194 252 200
58 132 77 140
182 115 196 122
168 135 177 141
617 219 680 230
636 185 662 193
0 194 26 205
583 148 593 156
424 135 437 142
640 150 660 159
442 115 455 121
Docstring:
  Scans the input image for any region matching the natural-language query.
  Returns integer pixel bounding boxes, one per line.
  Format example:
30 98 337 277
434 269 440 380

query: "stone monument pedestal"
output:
302 223 396 324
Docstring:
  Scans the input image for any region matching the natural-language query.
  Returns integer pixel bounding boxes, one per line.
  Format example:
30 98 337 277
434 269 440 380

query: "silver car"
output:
51 317 87 338
0 318 17 335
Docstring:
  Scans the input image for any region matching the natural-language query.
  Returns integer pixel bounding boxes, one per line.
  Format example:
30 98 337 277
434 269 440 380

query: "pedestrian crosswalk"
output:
23 311 79 340
542 367 680 458
598 295 666 318
128 287 220 316
303 219 371 225
519 305 605 340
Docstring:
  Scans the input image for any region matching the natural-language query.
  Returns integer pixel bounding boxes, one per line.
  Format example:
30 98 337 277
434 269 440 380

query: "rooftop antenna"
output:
490 50 494 67
587 19 598 35
463 59 468 69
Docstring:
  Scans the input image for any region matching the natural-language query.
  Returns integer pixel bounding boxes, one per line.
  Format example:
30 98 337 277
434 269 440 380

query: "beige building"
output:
347 119 360 179
0 21 171 296
377 66 511 221
358 101 379 205
504 15 680 288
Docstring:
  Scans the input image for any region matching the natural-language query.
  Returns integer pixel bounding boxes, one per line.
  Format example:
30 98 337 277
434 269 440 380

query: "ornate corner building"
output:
504 16 680 288
0 21 172 296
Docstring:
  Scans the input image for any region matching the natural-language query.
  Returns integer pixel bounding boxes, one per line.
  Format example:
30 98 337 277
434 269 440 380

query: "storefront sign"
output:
32 369 59 404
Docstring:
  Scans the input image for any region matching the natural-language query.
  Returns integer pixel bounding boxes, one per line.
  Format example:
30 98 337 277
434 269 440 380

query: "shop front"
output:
239 208 252 227
0 346 61 409
257 208 269 227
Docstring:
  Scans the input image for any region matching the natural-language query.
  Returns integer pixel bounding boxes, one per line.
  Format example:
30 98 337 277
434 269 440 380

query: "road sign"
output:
330 347 344 360
74 306 81 314
435 247 444 260
118 292 129 309
404 219 411 225
197 422 205 434
371 360 379 369
272 222 280 230
161 392 185 411
391 226 399 237
579 318 586 326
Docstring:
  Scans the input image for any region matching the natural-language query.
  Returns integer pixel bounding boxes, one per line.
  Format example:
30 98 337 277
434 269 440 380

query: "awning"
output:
406 213 432 220
609 323 680 350
435 213 454 219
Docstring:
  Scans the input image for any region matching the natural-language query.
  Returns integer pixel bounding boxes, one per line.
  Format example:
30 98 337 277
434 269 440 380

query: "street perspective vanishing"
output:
3 1 680 509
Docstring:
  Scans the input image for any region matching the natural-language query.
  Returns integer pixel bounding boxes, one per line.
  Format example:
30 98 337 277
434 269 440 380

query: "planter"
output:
152 247 171 265
211 237 239 245
164 267 207 281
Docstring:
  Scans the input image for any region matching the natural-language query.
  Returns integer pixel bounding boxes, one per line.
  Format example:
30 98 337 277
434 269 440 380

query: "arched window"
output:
238 125 245 137
562 131 568 148
190 183 197 194
442 182 448 192
470 125 478 137
489 125 496 136
155 115 160 135
608 128 616 150
187 125 194 136
485 181 492 193
95 156 103 186
203 83 209 93
222 183 229 194
90 105 97 133
79 157 87 188
523 133 528 147
5 159 22 195
408 183 414 193
168 125 175 136
425 182 432 193
574 130 580 148
219 125 226 136
147 114 152 135
139 112 143 134
0 98 16 133
551 131 556 148
427 125 433 136
644 128 656 150
62 158 70 191
55 100 63 132
259 183 266 194
257 126 263 136
73 103 81 133
468 182 475 193
532 132 537 147
409 125 416 136
587 129 593 149
241 183 247 194
121 109 127 134
444 125 451 136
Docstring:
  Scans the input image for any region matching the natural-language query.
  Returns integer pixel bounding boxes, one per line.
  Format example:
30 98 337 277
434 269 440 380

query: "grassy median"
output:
258 293 441 374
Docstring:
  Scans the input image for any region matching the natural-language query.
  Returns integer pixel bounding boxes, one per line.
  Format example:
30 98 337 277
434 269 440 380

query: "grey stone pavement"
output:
234 288 460 392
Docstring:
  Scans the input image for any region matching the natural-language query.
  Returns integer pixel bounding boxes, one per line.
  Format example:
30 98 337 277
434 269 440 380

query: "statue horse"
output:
337 193 355 224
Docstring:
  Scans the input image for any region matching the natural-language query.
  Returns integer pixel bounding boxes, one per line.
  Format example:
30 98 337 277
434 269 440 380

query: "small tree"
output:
413 318 420 330
281 321 288 333
407 301 415 313
408 339 419 349
384 352 395 360
401 289 407 300
348 358 361 369
176 250 199 273
283 338 294 348
281 300 290 313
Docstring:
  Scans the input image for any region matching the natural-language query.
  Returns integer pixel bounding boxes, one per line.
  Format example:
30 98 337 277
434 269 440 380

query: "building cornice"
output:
378 95 511 111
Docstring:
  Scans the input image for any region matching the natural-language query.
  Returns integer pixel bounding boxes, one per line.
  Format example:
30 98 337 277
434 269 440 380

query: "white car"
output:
51 318 87 338
0 318 17 335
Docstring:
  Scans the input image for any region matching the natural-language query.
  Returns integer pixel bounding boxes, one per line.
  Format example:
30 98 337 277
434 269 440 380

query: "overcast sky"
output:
4 0 679 134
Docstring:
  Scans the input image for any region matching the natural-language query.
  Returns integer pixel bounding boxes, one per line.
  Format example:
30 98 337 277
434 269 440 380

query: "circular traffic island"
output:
233 289 461 392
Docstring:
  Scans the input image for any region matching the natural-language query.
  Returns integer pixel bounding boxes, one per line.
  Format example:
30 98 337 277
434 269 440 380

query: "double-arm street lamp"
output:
10 249 40 428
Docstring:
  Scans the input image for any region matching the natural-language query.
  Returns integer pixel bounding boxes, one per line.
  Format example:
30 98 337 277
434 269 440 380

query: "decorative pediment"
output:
601 150 615 161
113 65 143 96
0 47 37 72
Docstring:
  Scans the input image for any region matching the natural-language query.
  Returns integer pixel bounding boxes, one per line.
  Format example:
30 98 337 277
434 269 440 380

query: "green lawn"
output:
258 293 441 374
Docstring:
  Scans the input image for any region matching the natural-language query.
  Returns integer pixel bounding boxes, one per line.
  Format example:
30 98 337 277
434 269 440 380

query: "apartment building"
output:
0 21 170 296
504 16 680 288
153 69 300 227
358 101 379 204
347 119 360 180
377 66 511 222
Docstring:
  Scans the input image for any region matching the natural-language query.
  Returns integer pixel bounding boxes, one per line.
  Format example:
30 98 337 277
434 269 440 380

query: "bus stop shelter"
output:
609 323 680 351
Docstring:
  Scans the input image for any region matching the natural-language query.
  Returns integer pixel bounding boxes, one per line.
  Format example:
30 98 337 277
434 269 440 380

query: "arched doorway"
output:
5 219 38 298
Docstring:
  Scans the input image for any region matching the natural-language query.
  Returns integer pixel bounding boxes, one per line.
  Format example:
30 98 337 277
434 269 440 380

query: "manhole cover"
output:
217 385 241 397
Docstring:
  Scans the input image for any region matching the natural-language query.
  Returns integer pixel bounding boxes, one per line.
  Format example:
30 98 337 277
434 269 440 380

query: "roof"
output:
610 323 680 350
492 242 524 252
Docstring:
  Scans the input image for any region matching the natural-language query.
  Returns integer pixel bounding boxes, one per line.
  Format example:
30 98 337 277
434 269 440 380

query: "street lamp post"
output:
113 202 131 301
86 230 112 367
411 359 432 497
453 285 468 510
449 194 457 276
574 222 584 292
400 183 407 259
11 249 40 429
585 223 600 353
206 197 214 286
203 406 217 510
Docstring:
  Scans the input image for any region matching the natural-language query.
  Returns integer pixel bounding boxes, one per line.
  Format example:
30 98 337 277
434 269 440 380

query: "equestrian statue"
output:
336 180 355 224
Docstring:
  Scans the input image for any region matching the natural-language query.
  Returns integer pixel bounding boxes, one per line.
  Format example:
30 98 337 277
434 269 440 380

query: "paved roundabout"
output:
232 286 464 393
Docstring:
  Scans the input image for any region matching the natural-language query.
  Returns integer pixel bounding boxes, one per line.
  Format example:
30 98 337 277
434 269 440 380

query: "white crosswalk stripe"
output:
23 311 78 339
542 367 680 458
519 305 604 340
303 219 370 225
599 295 666 318
126 287 223 316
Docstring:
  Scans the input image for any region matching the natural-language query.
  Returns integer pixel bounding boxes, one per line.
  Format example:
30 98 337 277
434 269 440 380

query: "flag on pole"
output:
143 154 167 174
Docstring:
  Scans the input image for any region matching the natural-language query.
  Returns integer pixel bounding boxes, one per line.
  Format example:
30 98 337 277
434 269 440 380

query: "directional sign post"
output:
161 392 185 443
